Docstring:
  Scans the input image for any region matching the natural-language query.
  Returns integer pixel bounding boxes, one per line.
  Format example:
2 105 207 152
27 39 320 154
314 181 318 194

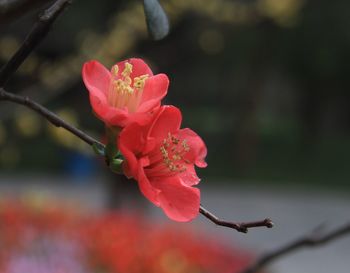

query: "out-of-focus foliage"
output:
0 198 252 273
1 0 350 188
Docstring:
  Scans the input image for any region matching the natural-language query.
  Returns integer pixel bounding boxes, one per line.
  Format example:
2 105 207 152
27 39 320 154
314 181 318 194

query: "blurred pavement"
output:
0 175 349 273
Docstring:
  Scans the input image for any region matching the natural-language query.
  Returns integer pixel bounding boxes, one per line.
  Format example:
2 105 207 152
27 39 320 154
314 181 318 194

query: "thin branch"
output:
240 222 350 273
0 0 71 87
199 205 273 233
0 87 274 235
0 87 274 233
0 87 102 147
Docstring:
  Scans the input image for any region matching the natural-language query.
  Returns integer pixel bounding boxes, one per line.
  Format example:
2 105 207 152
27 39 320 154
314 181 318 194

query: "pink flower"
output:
119 106 207 222
82 58 169 128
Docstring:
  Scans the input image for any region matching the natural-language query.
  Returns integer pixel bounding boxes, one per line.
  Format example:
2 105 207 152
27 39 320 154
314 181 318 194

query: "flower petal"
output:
176 128 207 168
178 164 200 186
138 73 169 112
82 60 111 100
148 106 182 140
124 110 158 127
151 176 200 222
89 94 129 127
120 125 160 204
119 122 147 175
114 58 153 78
137 162 161 206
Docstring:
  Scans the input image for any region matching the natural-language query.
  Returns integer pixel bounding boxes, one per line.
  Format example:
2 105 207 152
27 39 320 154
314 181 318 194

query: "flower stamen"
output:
107 62 149 112
159 133 190 173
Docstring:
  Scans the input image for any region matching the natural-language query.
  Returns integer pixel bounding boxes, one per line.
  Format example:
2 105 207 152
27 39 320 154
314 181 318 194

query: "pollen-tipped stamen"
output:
107 62 149 112
159 133 190 173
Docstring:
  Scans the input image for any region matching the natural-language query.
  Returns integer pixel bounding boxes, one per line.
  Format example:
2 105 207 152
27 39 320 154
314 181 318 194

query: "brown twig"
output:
0 93 275 233
0 0 71 87
0 87 274 233
0 87 102 147
0 94 274 237
199 205 273 233
240 222 350 273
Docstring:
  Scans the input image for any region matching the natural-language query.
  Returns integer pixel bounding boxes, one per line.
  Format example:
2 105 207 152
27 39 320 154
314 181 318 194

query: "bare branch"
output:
0 87 274 234
0 87 274 233
0 0 71 87
0 87 102 147
199 205 273 233
240 222 350 273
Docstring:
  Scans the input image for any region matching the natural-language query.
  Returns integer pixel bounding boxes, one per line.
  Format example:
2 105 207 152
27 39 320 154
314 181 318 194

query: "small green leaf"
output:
110 158 124 174
143 0 170 40
92 142 105 156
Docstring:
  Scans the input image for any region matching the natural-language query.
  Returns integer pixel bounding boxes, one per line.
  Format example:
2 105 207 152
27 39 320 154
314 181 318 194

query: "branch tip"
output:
239 222 350 273
199 205 273 234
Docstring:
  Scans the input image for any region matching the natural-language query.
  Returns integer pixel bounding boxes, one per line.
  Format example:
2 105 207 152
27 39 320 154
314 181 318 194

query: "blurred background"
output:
0 0 350 272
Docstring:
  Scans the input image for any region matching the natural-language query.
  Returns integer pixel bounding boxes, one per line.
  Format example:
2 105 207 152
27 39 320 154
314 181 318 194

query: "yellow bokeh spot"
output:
48 108 78 148
0 36 19 60
15 110 41 138
257 0 304 26
18 56 39 75
160 249 188 273
20 192 50 212
47 108 92 154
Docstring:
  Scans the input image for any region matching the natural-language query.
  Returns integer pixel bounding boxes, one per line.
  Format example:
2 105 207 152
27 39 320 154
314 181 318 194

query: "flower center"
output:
107 62 149 112
159 133 190 173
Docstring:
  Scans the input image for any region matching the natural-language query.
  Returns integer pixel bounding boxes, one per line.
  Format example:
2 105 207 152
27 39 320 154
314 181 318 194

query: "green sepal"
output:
109 158 124 174
105 126 121 162
92 142 106 156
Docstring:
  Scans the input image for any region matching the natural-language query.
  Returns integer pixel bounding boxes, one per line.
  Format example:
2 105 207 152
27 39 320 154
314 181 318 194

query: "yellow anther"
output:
125 86 133 94
122 62 133 78
182 140 190 152
125 76 132 86
112 65 119 77
172 154 181 161
168 163 177 171
113 78 133 94
114 80 125 93
115 79 123 87
133 74 149 90
160 146 168 158
160 133 190 173
171 136 180 144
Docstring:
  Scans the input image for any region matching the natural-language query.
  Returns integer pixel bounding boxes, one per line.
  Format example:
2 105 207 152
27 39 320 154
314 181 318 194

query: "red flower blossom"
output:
119 106 207 222
82 58 169 127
